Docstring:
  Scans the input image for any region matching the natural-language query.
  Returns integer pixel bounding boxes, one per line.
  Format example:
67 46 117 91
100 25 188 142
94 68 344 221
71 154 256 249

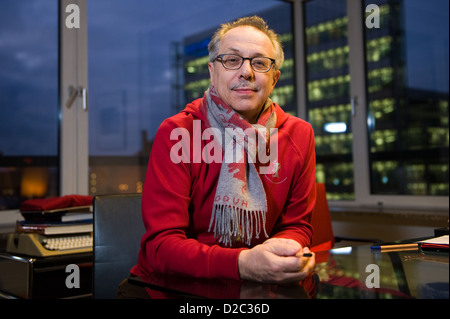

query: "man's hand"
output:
238 238 315 284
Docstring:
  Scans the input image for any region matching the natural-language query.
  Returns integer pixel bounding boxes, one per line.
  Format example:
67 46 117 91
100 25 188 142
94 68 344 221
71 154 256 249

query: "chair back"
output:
310 183 335 252
93 193 144 298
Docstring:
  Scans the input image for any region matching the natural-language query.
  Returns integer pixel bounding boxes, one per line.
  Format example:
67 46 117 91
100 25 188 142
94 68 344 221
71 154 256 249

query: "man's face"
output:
208 26 281 123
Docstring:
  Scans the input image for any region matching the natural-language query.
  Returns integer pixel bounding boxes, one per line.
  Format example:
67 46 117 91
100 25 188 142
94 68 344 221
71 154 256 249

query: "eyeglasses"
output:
215 54 275 73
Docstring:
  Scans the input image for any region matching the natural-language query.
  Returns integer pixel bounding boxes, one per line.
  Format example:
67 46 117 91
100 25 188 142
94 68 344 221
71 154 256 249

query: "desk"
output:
0 252 92 299
129 244 449 299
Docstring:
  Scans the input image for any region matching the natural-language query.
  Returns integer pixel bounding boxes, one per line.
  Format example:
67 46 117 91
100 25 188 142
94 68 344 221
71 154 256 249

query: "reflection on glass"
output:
365 0 449 195
0 2 59 209
304 0 354 200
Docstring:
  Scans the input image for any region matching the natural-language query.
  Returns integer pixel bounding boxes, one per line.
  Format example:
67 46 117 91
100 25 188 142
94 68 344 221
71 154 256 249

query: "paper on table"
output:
419 235 449 245
419 235 448 250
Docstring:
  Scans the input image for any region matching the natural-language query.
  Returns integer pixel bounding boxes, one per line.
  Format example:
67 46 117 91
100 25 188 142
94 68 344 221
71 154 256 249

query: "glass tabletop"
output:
129 244 449 299
314 245 449 299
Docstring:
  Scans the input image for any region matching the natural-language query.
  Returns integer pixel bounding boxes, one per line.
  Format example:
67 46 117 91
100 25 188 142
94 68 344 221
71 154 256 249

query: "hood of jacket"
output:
181 93 290 129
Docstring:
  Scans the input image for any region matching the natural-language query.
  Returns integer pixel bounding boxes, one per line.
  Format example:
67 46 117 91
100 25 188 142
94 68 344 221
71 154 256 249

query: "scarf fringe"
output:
208 204 269 247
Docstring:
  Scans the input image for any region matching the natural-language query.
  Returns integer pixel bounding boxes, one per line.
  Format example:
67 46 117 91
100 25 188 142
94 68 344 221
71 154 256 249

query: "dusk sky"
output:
0 0 448 157
87 0 280 155
0 0 281 156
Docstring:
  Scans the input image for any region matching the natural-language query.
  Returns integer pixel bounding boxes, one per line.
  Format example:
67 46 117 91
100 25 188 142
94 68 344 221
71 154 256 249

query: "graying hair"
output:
208 16 284 71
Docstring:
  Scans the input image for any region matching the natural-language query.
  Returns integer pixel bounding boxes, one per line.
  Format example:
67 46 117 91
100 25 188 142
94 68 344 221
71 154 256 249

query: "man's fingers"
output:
276 253 315 273
275 255 303 272
264 238 301 256
271 257 315 283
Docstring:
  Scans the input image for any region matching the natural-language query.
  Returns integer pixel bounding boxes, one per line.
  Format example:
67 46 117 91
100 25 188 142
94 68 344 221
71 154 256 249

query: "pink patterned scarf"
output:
200 86 277 246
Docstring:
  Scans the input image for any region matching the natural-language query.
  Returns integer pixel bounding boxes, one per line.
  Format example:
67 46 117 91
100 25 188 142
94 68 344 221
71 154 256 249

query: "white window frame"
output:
59 0 88 196
57 0 448 210
0 1 88 224
289 0 449 211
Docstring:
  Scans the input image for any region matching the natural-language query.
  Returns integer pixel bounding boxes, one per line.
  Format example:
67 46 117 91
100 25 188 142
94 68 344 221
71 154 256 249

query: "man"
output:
127 16 316 294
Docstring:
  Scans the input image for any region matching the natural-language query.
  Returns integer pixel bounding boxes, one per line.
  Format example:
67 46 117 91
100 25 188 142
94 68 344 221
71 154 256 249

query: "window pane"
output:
88 0 294 195
365 0 449 195
304 0 354 200
0 1 59 209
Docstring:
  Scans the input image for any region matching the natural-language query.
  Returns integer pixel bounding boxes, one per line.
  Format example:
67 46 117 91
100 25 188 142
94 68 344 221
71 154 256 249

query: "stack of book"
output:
15 212 93 236
6 195 93 257
18 195 93 236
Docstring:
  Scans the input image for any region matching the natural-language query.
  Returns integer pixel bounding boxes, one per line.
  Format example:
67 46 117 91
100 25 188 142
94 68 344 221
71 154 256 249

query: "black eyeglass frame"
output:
214 54 276 73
